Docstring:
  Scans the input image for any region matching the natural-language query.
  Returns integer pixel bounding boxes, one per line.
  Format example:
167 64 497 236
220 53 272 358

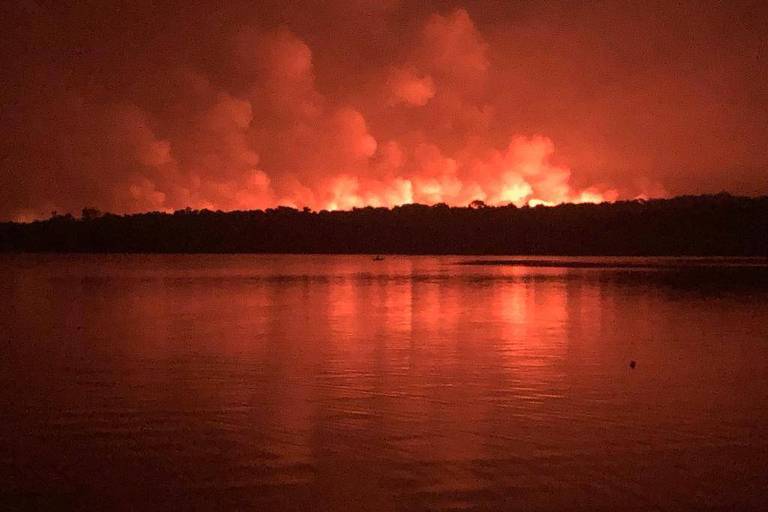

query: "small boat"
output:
373 255 385 261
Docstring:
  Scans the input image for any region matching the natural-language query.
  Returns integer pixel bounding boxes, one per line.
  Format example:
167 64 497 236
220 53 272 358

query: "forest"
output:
1 193 766 256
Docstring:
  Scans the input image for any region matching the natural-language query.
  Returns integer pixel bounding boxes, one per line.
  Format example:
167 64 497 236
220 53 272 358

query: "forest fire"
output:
2 2 768 511
4 6 658 222
312 135 619 212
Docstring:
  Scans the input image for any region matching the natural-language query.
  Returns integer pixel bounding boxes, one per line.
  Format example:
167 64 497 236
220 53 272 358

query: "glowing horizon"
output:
2 2 765 222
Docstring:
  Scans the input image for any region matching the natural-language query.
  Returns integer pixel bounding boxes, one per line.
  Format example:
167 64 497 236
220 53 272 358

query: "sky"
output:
1 0 766 220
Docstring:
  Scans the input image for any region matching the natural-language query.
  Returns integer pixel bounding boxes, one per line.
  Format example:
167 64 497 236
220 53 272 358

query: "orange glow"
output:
178 134 621 214
8 4 718 222
282 135 621 212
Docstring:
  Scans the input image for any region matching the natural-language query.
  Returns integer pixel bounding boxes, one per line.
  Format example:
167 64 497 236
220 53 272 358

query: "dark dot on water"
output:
629 360 637 369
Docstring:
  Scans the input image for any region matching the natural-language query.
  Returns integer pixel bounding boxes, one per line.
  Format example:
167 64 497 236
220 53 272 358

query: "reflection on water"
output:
1 255 767 510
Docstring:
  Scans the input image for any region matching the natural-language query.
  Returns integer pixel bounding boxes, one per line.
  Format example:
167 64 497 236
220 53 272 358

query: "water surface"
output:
1 255 767 510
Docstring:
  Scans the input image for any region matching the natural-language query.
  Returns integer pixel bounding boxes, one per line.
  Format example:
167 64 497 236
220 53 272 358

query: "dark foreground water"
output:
1 255 767 511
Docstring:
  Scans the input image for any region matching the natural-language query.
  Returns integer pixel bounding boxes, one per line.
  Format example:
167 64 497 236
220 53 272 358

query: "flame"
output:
283 135 620 212
4 8 640 223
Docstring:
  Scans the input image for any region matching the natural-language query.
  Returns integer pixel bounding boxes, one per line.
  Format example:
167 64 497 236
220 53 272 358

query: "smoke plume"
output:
1 1 766 220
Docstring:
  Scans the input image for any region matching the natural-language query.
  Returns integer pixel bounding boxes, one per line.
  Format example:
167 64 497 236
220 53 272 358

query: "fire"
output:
284 135 620 212
3 7 635 222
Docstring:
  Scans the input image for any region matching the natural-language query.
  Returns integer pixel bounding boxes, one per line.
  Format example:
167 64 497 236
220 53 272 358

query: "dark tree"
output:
1 193 766 256
81 207 102 220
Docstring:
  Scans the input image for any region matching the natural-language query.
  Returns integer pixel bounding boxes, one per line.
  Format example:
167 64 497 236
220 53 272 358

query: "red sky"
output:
1 0 766 220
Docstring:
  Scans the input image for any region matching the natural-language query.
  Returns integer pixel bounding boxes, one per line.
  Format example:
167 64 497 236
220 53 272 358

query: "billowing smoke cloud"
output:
1 1 766 220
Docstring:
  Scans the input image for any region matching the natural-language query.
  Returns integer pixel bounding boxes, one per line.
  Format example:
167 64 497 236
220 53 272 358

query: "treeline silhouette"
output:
1 193 766 255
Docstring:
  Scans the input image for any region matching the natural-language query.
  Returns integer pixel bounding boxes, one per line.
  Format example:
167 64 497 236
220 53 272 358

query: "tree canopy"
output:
1 194 766 256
